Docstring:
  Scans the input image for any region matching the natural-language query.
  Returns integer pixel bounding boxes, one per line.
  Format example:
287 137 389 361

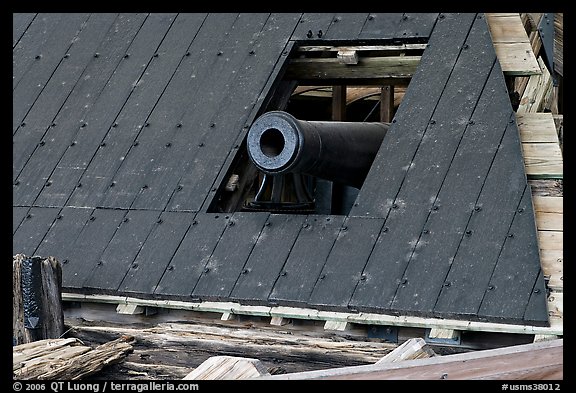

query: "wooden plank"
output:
396 13 439 39
130 13 270 211
34 207 94 261
64 13 186 209
230 214 305 304
493 42 541 75
380 85 394 122
13 207 29 235
170 14 301 212
14 13 132 206
534 196 563 231
258 339 563 380
351 13 477 217
517 56 552 112
376 338 435 364
323 13 368 40
359 13 402 39
516 113 559 143
269 215 345 306
62 208 126 290
12 13 36 47
540 249 563 290
13 207 60 257
290 13 335 41
13 14 72 90
183 356 269 380
478 190 547 324
32 14 152 208
154 213 228 298
118 211 194 295
487 14 530 43
521 143 563 179
433 119 531 319
82 210 159 292
309 217 384 310
285 56 419 82
192 212 270 301
351 14 496 314
13 14 113 181
389 64 512 316
524 270 551 326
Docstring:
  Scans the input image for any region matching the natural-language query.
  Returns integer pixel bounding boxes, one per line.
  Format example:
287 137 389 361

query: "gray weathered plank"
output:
118 211 194 295
13 207 29 235
396 13 439 39
13 13 36 48
523 270 550 326
358 13 403 40
13 207 60 256
230 214 305 304
154 213 229 298
269 216 345 307
290 13 334 41
323 13 369 40
192 212 269 301
309 217 384 310
82 210 159 292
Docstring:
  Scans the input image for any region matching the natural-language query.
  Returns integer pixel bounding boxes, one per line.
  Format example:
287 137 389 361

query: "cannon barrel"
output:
246 111 389 188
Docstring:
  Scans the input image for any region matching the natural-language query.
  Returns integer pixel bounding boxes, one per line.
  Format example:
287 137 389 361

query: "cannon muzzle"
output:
247 111 389 188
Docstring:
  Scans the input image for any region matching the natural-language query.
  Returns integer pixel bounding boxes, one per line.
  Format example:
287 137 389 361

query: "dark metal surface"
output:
247 111 389 188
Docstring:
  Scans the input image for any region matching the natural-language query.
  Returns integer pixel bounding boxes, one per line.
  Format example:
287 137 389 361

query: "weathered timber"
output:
376 337 436 364
14 336 134 380
258 339 563 380
183 356 270 380
13 254 65 345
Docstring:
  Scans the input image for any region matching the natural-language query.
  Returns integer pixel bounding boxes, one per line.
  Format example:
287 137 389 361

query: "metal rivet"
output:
39 140 45 146
517 207 524 213
77 183 82 188
249 50 255 55
21 122 26 127
281 271 287 276
402 15 408 20
468 120 475 125
14 180 20 186
465 230 472 236
401 278 408 285
176 185 183 191
157 219 163 224
234 144 239 149
534 288 541 294
241 269 248 274
215 215 219 219
176 123 182 128
444 281 451 287
132 263 138 268
432 205 439 211
192 220 198 225
217 51 223 56
123 217 129 222
142 184 148 189
81 123 87 128
463 44 469 50
63 54 69 58
264 222 271 227
439 14 445 19
392 203 398 209
97 261 103 266
63 259 69 264
124 54 130 58
306 30 313 38
153 53 159 57
430 119 436 124
509 118 515 124
210 123 215 128
368 15 374 20
211 187 217 192
474 206 482 212
70 141 76 146
317 30 323 38
168 265 174 271
488 284 494 290
383 227 389 233
45 181 52 187
198 143 204 147
94 53 99 58
342 226 348 231
392 119 397 123
333 17 339 23
35 55 41 59
228 221 235 226
441 373 448 380
508 233 514 238
51 122 57 127
185 52 191 57
100 142 106 147
165 142 171 148
26 214 32 219
112 122 118 128
109 182 115 187
90 216 96 221
144 122 150 127
133 141 139 146
360 275 367 281
423 229 429 234
319 274 326 280
303 223 310 228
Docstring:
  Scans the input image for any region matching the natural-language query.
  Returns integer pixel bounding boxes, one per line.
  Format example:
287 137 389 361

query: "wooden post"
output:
332 85 347 121
13 254 65 345
380 85 394 122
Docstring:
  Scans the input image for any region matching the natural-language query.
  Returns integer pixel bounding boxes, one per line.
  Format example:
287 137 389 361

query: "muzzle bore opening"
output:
260 128 285 158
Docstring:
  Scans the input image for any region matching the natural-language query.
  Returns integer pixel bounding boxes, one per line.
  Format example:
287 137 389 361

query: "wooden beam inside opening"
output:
380 85 394 122
332 85 347 121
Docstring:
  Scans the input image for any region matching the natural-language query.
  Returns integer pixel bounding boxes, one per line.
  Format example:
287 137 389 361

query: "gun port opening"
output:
260 128 285 158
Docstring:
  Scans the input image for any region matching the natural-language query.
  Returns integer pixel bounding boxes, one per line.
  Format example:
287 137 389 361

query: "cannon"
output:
246 111 389 189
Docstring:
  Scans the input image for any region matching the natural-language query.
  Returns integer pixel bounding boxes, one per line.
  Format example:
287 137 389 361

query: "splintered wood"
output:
13 336 134 380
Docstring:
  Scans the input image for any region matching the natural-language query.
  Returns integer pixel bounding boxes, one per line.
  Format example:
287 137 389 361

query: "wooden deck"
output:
14 13 553 333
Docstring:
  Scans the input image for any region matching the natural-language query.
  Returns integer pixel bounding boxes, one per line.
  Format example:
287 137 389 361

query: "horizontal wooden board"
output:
517 113 560 143
487 14 530 43
521 143 563 178
493 42 541 76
